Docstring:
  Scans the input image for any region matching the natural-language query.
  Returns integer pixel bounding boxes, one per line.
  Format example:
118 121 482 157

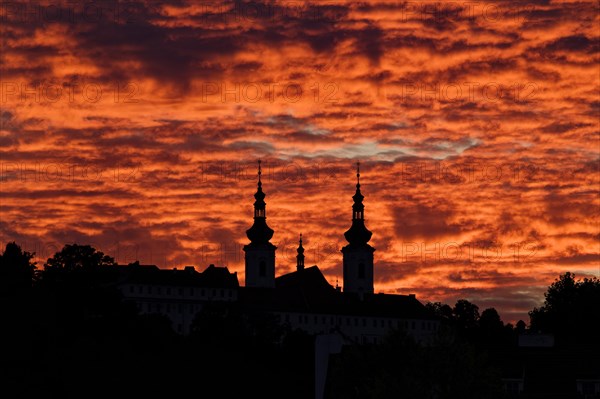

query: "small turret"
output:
296 234 305 271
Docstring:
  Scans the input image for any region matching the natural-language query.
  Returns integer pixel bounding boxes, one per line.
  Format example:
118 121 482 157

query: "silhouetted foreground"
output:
1 242 599 398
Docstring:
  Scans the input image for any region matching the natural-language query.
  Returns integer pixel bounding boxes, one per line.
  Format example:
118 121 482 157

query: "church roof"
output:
115 263 239 288
240 265 435 319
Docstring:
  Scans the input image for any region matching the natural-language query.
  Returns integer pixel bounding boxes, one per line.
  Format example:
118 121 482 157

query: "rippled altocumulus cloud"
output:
1 0 599 322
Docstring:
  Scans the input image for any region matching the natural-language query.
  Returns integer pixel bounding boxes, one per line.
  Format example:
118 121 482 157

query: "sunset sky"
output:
1 0 599 322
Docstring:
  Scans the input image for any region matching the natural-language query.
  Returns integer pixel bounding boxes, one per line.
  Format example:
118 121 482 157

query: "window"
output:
358 263 365 279
178 288 183 296
259 260 266 277
147 286 152 294
138 286 142 293
411 321 415 330
220 289 224 297
504 380 523 395
363 319 366 327
190 288 194 296
373 319 377 327
167 287 171 295
201 289 205 296
129 285 134 293
576 380 600 395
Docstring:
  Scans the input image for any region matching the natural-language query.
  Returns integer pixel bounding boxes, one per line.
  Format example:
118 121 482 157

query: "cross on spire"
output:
258 159 262 186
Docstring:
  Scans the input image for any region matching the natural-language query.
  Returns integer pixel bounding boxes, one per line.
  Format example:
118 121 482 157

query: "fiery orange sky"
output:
1 0 599 322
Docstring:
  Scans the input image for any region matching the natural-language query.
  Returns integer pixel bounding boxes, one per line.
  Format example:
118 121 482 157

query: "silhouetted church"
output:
117 161 438 343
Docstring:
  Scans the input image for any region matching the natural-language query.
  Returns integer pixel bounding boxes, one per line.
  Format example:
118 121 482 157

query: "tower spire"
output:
244 159 277 288
246 159 273 243
341 160 375 295
253 159 266 219
296 233 305 271
345 161 371 243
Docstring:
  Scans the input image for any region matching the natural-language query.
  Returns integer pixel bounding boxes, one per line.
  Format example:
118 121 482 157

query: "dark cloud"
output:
393 198 471 239
541 121 593 134
543 34 599 54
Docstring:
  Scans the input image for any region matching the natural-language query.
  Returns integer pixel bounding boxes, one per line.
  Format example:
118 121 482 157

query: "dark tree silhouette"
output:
478 307 509 347
515 320 526 334
44 244 116 271
480 308 503 331
38 244 132 336
326 329 504 399
426 301 453 322
0 242 37 296
529 272 600 344
453 299 480 330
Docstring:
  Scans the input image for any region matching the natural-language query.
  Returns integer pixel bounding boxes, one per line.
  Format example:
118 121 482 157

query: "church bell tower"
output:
342 162 375 294
243 160 277 288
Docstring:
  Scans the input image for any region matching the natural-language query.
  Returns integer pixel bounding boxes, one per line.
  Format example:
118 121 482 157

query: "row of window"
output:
140 301 200 315
285 313 437 331
128 285 234 299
